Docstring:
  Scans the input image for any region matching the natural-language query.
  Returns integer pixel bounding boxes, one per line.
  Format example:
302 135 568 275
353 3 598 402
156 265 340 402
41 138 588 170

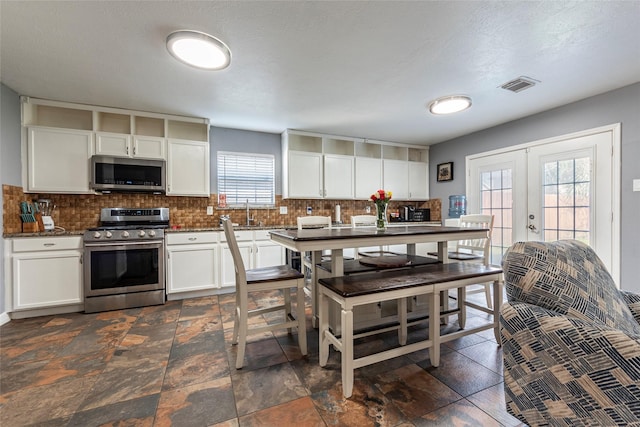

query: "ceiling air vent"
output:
500 76 539 93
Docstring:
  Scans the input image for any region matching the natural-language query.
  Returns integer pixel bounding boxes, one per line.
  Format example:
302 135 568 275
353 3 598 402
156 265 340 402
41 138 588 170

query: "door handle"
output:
528 224 539 233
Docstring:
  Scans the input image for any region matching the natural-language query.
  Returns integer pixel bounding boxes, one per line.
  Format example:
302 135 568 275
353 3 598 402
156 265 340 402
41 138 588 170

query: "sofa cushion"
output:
502 240 640 337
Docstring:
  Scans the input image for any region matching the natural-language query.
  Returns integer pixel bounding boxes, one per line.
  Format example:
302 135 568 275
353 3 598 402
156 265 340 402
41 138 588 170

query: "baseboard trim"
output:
0 312 11 326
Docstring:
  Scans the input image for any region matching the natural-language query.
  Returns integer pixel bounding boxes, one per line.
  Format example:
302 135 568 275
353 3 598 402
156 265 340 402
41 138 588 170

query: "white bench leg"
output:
297 283 307 356
341 307 354 398
319 291 330 367
398 297 407 346
428 290 440 367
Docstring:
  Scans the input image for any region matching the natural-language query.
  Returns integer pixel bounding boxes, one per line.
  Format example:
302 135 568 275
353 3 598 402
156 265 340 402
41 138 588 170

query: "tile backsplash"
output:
3 184 441 234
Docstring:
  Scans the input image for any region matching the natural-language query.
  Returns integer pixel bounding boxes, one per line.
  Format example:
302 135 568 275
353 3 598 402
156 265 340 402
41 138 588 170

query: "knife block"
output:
35 213 45 232
22 221 39 233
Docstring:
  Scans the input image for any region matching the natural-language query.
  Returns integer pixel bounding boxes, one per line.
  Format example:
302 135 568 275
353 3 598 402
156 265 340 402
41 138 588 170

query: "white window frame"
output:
217 151 275 208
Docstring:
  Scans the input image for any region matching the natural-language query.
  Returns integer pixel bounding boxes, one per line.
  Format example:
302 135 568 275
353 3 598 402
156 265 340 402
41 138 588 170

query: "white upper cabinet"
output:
21 97 209 195
287 151 324 198
283 129 429 201
324 154 355 199
167 139 210 196
282 130 357 199
383 159 409 199
355 141 383 199
27 127 93 193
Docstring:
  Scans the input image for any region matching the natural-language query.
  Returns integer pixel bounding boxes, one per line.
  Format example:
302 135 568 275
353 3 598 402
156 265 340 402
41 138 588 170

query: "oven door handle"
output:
84 240 163 248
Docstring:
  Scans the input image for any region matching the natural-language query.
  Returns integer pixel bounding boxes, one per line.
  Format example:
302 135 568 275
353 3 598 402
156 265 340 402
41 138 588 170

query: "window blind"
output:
217 152 275 206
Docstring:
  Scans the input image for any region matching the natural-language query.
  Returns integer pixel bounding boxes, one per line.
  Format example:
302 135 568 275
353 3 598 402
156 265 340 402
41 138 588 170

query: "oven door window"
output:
90 247 159 290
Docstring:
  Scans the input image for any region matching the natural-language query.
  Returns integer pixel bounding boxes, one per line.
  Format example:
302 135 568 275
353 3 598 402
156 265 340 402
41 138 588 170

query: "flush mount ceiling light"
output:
428 95 472 115
166 30 231 70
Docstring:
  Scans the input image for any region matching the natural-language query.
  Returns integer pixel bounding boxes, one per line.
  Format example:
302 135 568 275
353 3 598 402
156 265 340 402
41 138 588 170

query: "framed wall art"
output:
437 162 454 182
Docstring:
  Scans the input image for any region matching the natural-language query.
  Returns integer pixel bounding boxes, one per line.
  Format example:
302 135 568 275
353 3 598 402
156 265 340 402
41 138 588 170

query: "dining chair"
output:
297 216 333 284
222 219 307 369
350 215 404 257
446 214 495 308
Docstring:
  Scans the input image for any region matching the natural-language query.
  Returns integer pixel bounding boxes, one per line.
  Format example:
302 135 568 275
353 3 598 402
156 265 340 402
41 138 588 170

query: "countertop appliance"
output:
393 206 431 222
83 207 169 313
91 156 166 194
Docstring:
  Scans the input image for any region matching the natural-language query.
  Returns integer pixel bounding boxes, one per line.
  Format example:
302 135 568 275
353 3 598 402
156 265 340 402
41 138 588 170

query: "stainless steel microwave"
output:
91 156 166 193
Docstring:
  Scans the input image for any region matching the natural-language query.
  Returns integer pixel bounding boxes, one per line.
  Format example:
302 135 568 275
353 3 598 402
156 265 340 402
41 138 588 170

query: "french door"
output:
467 124 620 284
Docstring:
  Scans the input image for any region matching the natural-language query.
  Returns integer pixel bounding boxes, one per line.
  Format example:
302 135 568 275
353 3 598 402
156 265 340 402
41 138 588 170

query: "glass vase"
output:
375 203 388 231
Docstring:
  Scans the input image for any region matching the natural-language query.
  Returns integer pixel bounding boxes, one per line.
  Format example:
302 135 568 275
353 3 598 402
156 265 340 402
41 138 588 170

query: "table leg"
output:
311 250 321 328
398 297 407 345
319 291 330 367
438 241 450 324
457 286 466 329
341 307 354 398
428 290 440 367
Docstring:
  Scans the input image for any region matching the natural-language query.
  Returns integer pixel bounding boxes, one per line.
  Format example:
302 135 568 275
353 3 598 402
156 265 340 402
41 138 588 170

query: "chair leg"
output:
284 288 292 334
296 284 307 356
235 293 249 369
231 294 240 345
484 283 493 309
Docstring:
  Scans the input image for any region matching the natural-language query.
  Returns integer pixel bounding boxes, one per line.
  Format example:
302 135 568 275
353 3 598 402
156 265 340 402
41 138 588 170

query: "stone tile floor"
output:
0 291 524 426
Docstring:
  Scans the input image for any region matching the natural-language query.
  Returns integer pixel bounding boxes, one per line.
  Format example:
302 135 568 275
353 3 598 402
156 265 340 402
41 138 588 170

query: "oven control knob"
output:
93 231 101 239
105 231 113 238
138 230 146 237
122 231 130 238
148 230 156 237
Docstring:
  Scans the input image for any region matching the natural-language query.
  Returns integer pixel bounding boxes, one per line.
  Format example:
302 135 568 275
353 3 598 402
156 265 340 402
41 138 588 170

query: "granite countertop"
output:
4 221 443 238
4 230 85 238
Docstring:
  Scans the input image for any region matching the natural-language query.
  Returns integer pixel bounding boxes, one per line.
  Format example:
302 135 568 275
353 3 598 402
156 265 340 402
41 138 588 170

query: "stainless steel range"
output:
83 207 169 313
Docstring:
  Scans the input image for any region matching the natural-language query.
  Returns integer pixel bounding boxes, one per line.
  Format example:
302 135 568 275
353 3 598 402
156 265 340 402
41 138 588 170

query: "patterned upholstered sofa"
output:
500 240 640 426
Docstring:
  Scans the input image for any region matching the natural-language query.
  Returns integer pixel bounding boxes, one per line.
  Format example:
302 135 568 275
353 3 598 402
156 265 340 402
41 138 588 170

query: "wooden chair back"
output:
456 214 495 265
297 216 332 229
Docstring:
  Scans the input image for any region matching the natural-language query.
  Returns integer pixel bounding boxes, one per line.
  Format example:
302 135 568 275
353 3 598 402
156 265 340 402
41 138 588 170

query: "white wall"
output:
429 82 640 292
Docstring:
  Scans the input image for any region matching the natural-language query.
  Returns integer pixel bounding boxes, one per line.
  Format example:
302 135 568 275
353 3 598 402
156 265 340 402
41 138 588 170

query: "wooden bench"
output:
318 262 503 398
316 255 451 335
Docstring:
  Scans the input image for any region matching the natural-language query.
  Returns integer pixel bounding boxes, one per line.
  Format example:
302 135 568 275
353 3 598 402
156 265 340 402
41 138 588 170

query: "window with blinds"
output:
217 152 275 206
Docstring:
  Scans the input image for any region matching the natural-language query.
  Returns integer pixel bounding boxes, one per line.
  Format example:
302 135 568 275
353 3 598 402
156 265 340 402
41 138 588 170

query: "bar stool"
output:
223 219 307 369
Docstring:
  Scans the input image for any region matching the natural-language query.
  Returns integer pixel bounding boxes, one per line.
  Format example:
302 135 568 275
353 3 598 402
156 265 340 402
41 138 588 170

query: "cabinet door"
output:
167 139 210 196
13 251 83 309
254 241 285 268
355 157 382 199
287 151 323 198
220 242 252 288
383 159 409 199
408 162 429 199
95 132 131 157
27 127 93 193
324 155 354 199
166 244 218 293
133 136 166 160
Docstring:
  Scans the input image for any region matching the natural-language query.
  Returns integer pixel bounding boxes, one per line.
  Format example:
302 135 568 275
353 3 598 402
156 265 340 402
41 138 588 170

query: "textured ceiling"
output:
1 1 639 145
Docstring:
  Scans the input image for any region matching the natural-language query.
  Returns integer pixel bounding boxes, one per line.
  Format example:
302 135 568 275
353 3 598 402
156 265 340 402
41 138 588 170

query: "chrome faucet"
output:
246 199 254 226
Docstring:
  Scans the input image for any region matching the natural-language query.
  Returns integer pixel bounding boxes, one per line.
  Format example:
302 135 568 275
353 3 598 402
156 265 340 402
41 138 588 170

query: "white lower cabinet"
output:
220 229 285 289
166 232 219 294
10 236 83 311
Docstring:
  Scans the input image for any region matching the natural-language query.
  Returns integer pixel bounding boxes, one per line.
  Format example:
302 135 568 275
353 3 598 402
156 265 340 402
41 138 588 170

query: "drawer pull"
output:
188 237 197 241
43 243 56 247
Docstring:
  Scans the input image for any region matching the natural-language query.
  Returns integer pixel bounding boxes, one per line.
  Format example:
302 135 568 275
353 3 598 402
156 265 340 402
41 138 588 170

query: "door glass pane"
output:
480 168 513 265
541 156 591 243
